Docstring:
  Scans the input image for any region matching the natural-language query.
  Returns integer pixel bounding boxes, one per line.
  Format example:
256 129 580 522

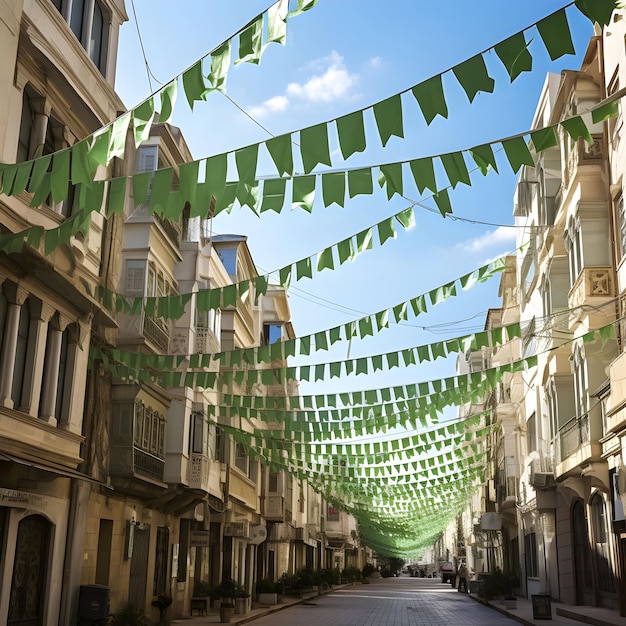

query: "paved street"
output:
241 577 518 626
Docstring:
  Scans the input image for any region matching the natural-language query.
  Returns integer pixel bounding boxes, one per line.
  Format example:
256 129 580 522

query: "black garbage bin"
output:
78 584 110 623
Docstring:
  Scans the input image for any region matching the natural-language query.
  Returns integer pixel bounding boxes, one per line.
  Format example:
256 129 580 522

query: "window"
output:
234 442 257 481
527 412 537 454
542 257 569 316
191 411 204 454
95 519 113 585
17 88 34 162
52 0 109 75
11 298 30 408
522 318 536 360
618 196 626 260
153 526 169 595
264 324 282 345
54 327 70 423
268 471 279 493
217 248 237 276
125 260 146 297
0 289 7 357
571 345 589 418
546 375 576 438
524 532 538 577
520 234 537 301
591 494 616 593
565 217 583 287
327 505 339 522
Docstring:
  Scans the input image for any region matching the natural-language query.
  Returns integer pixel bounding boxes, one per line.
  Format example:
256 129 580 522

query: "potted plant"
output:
501 569 519 609
191 580 213 616
256 577 278 605
215 578 238 623
235 582 250 615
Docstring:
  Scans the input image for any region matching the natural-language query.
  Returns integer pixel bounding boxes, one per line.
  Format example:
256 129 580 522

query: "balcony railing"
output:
568 267 614 313
143 316 170 352
195 327 221 354
558 414 589 462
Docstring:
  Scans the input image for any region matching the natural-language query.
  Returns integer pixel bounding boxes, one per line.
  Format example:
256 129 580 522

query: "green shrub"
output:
110 602 149 626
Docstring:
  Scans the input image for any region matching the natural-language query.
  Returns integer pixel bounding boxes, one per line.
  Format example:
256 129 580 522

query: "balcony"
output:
563 134 604 190
143 316 170 352
187 453 222 495
555 414 603 478
227 466 257 510
568 267 614 321
263 495 286 521
195 327 221 354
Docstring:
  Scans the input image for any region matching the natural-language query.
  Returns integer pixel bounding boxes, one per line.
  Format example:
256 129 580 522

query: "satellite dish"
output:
249 525 267 545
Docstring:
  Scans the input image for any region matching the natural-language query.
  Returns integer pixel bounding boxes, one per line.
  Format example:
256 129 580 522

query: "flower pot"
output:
219 605 235 623
503 598 517 609
235 597 248 614
258 592 278 605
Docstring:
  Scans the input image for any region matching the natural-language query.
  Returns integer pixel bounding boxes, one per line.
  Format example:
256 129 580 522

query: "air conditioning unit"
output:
224 521 250 538
530 470 555 490
249 525 267 545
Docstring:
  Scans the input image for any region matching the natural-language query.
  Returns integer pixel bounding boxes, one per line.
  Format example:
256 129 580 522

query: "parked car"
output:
439 561 455 584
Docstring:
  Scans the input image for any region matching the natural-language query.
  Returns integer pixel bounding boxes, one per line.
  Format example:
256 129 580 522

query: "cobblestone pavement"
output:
244 577 519 626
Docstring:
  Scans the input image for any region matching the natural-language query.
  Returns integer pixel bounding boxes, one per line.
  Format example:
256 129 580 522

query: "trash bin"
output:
531 594 552 620
78 584 110 622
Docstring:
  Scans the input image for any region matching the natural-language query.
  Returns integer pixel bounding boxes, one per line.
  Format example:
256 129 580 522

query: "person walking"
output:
457 561 469 593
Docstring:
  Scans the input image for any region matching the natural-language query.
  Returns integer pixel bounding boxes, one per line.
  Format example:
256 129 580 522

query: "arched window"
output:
590 494 616 594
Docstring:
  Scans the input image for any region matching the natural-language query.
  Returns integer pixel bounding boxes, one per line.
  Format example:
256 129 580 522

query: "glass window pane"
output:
70 0 84 39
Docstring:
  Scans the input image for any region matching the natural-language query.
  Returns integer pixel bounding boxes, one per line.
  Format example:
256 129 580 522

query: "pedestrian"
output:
457 561 468 593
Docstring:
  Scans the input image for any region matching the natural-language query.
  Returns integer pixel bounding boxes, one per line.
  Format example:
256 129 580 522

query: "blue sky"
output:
114 1 595 405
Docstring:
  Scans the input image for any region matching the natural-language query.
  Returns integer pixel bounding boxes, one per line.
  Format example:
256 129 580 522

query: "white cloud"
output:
461 226 516 252
367 56 382 69
247 95 289 118
286 51 358 103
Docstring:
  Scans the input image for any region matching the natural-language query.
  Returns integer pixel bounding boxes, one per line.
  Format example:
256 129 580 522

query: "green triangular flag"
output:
501 137 534 173
373 94 404 147
410 158 437 194
295 257 313 280
317 247 334 272
208 41 231 93
440 152 470 188
412 75 448 124
348 168 373 198
561 116 592 144
378 163 403 199
182 60 208 109
530 127 558 152
236 16 263 65
235 144 258 183
336 110 366 159
395 207 415 230
536 9 575 61
433 189 452 217
322 172 345 207
261 178 286 213
300 123 331 174
494 32 533 82
337 238 353 265
292 176 316 212
377 217 396 245
133 97 155 146
469 144 498 175
452 54 494 103
159 80 178 124
575 0 618 27
51 149 70 203
592 100 619 124
267 0 288 45
107 177 127 217
266 133 293 176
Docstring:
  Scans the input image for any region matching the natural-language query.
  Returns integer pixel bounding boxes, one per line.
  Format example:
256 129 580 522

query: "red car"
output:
439 561 455 584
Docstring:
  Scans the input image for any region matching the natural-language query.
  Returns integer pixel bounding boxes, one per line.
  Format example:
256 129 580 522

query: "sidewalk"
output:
466 590 626 626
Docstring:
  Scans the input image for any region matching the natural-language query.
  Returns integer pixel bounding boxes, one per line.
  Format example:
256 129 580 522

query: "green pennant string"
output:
337 110 366 159
30 173 51 207
295 256 313 280
348 168 373 198
356 228 373 253
337 238 354 265
536 9 575 61
440 152 471 188
88 127 112 168
27 154 52 194
292 175 316 212
70 140 93 188
373 94 404 147
109 112 131 161
236 16 263 65
279 265 292 287
132 171 153 207
592 99 619 124
150 168 173 214
494 32 533 81
322 172 346 208
412 75 448 124
452 54 495 103
182 60 208 109
502 137 535 173
300 123 332 174
395 206 416 231
208 41 232 92
378 163 403 200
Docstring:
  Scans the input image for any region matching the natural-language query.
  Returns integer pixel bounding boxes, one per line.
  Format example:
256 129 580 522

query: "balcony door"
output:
128 524 151 612
572 501 593 605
